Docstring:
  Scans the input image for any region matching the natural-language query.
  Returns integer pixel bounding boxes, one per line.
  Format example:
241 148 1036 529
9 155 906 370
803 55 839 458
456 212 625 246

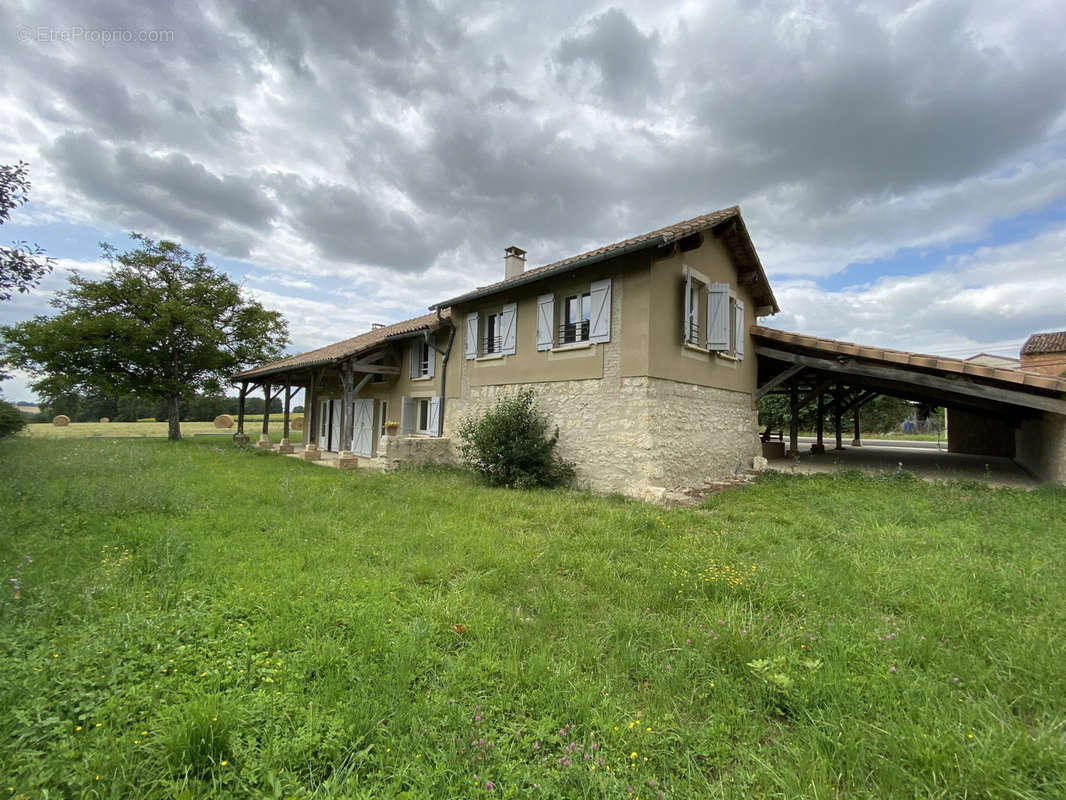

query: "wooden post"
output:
337 362 355 465
302 369 321 460
259 382 272 446
852 406 862 447
788 382 799 457
278 378 295 454
834 383 844 450
234 381 249 444
811 392 826 454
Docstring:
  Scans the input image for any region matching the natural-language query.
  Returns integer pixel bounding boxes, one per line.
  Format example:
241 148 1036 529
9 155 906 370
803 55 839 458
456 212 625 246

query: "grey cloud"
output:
553 8 661 110
47 132 277 256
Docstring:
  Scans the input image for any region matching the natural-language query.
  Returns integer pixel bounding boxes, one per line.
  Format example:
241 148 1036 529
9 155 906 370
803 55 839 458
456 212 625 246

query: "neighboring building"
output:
14 404 40 415
235 207 779 498
1020 331 1066 377
964 353 1020 370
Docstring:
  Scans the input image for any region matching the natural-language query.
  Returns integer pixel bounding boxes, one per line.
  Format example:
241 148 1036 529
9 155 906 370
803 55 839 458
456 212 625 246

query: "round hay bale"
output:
291 416 304 431
99 417 110 423
53 415 71 427
213 414 234 428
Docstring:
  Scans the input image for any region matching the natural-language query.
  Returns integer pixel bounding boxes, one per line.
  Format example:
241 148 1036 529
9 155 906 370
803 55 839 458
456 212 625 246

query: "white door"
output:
318 400 330 449
330 398 342 451
352 398 374 457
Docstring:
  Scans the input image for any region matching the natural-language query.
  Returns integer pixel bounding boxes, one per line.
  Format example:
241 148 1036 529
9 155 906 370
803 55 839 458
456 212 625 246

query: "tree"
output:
1 234 288 440
1 161 53 302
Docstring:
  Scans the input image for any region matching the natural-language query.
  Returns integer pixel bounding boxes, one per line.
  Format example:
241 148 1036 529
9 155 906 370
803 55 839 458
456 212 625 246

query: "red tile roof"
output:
1021 331 1066 355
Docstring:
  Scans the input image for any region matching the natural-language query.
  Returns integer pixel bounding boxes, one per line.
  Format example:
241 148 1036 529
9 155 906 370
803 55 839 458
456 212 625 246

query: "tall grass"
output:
1 438 1064 798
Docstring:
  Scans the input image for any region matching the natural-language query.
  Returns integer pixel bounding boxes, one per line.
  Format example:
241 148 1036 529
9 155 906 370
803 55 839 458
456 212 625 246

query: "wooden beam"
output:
834 382 844 450
261 382 272 440
797 376 836 411
282 377 292 444
815 392 825 449
754 345 1066 415
339 363 354 453
236 381 247 436
788 382 799 456
756 364 805 401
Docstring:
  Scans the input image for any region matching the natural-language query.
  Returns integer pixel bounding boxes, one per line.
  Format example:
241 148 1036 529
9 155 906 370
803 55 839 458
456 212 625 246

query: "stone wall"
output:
378 434 459 472
1015 412 1066 484
946 408 1015 457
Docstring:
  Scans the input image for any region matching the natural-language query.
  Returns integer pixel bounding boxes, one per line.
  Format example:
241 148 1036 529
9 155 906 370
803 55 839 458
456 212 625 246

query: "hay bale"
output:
213 414 234 428
291 416 304 431
99 417 110 423
53 415 71 427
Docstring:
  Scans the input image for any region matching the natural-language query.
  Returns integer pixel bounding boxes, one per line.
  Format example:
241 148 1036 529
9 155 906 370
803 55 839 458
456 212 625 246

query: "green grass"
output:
1 438 1065 798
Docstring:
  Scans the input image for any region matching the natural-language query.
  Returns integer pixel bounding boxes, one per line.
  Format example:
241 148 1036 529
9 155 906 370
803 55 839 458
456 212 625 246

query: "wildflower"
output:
220 760 228 766
631 752 637 759
485 781 494 790
890 666 897 674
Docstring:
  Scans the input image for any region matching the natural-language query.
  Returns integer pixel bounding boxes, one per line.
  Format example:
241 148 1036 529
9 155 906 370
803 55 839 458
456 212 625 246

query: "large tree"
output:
1 234 288 440
1 161 53 302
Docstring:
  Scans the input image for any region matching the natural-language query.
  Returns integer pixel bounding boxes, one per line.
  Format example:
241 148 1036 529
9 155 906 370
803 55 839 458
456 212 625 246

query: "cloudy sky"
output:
2 0 1065 401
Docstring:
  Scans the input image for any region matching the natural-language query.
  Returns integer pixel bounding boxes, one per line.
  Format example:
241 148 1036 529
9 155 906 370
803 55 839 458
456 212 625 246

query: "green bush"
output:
0 399 27 438
457 388 574 489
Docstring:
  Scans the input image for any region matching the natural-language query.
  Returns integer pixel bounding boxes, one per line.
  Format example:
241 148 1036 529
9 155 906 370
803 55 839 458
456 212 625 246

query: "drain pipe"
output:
429 309 455 435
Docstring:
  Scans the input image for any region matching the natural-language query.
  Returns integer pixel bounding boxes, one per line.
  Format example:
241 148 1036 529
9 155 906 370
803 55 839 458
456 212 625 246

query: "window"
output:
409 339 435 378
379 400 387 435
536 279 611 351
685 279 702 344
690 269 744 361
465 303 516 359
417 398 430 432
562 291 591 344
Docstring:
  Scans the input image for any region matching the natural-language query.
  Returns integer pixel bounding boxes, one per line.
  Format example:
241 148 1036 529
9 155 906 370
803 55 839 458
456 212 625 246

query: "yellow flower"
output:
220 760 228 766
630 752 637 759
75 726 82 731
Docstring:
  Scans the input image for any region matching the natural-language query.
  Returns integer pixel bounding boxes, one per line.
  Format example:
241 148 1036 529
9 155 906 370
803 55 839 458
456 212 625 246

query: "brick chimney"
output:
504 245 527 280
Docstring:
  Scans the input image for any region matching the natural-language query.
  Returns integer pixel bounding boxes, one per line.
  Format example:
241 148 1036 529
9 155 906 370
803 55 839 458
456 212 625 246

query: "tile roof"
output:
431 206 778 312
1021 331 1066 355
234 310 450 381
752 326 1066 393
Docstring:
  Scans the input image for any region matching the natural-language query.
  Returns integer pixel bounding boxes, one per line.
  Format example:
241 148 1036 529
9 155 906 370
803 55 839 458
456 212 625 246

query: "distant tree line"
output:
757 393 942 435
25 390 303 424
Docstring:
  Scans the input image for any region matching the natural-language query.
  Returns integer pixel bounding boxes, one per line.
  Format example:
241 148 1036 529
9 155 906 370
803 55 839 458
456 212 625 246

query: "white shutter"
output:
536 294 554 351
734 298 745 361
409 341 419 378
425 338 435 378
428 396 442 437
588 278 611 344
500 303 517 355
707 283 730 351
400 396 414 434
464 312 478 360
682 265 692 343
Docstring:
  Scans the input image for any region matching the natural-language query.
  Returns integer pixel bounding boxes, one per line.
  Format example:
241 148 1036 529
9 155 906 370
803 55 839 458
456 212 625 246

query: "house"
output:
1020 331 1066 377
234 207 779 498
235 207 1066 491
964 353 1020 370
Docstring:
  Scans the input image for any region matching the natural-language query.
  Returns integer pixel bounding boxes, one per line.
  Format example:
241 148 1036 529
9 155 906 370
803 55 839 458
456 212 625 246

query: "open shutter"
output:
464 312 478 360
682 265 692 343
425 338 435 378
706 283 730 351
400 396 414 434
734 298 745 361
499 303 517 355
536 294 554 351
588 278 611 344
428 396 442 437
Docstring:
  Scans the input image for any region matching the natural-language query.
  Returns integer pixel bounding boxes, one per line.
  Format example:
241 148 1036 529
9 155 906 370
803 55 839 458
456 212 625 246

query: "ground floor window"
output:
379 400 388 435
417 398 430 433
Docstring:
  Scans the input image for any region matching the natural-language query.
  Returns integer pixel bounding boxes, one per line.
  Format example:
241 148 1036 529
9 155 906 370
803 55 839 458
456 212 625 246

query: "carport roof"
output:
752 326 1066 416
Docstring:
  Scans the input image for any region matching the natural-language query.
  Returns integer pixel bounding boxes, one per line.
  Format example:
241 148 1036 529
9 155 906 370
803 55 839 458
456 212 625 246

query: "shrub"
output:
0 400 27 438
457 388 575 489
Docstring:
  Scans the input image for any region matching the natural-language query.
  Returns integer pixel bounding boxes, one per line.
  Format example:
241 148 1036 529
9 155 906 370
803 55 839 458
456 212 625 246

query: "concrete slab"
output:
769 444 1037 489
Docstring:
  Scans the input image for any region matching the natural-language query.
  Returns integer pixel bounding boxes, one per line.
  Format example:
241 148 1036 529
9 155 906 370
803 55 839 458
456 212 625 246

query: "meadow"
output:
1 437 1064 798
22 416 299 441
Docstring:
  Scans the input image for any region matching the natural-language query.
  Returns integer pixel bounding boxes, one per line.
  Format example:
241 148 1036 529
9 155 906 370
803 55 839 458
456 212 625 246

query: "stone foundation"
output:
378 434 459 472
444 376 760 498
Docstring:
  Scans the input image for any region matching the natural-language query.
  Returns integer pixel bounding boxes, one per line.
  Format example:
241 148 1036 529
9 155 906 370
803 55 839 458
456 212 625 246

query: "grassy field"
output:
22 416 302 441
1 438 1064 798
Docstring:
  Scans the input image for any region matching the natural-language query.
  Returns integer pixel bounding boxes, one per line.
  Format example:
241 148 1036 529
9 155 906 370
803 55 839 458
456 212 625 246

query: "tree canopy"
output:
1 234 289 440
0 161 53 302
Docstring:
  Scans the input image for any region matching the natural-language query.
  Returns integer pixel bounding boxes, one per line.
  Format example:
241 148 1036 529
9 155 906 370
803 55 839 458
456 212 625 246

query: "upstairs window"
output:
562 291 591 344
465 303 516 359
409 339 435 378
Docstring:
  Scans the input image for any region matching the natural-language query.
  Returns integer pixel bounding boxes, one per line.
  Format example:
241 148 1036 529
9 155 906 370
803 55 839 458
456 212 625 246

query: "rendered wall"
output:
1020 353 1066 377
1015 412 1066 484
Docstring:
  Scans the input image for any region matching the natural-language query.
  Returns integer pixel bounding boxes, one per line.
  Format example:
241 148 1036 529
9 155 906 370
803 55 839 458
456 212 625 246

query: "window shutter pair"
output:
706 283 730 351
409 339 436 377
400 395 443 436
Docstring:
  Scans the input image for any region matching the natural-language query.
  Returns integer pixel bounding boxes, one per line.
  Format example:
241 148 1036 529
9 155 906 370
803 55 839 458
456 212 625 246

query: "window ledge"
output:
476 353 505 361
551 341 593 353
683 342 710 355
715 352 739 362
411 375 434 381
